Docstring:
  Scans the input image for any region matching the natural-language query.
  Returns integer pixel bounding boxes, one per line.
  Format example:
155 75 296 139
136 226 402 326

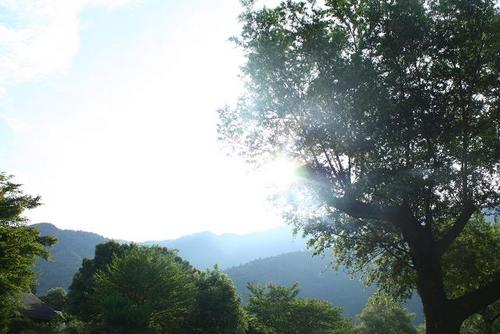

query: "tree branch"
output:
488 310 500 325
382 245 415 270
328 196 400 224
452 272 500 321
435 202 476 256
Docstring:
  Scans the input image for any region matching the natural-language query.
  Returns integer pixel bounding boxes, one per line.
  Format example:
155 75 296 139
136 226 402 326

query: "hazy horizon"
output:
31 220 300 243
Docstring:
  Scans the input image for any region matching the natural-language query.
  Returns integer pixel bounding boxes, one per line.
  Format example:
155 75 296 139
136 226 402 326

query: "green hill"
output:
33 223 107 294
225 251 423 323
32 223 423 324
33 223 306 293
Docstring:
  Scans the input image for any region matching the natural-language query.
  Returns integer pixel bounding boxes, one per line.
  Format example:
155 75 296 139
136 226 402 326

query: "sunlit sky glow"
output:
0 0 292 241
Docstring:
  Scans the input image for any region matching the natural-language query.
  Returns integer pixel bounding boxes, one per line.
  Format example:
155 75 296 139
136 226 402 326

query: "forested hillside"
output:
32 223 424 323
33 223 306 293
225 251 423 323
33 223 106 294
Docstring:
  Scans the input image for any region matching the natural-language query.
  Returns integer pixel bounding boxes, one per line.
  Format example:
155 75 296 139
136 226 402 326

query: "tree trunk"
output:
423 308 462 334
350 205 500 334
415 257 465 334
403 225 465 334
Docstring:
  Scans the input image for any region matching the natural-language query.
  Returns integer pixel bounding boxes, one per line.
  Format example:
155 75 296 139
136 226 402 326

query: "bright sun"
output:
260 157 300 189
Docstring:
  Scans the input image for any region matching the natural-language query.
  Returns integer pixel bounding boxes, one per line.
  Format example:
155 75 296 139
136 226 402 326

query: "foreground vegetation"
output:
0 173 497 333
7 239 426 334
2 232 499 334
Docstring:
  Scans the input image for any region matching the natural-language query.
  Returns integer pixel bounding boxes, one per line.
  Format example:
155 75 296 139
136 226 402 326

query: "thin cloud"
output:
0 0 140 93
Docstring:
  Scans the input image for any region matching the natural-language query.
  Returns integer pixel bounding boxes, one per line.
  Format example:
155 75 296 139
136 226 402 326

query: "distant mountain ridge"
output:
144 226 307 269
33 223 307 293
32 223 423 323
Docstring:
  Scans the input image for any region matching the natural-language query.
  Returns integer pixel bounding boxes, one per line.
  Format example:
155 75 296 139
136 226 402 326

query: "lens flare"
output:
261 157 300 188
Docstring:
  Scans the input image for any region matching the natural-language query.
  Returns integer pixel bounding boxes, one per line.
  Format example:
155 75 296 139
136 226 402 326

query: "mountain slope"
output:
32 223 423 324
33 223 107 294
225 251 423 323
33 223 306 293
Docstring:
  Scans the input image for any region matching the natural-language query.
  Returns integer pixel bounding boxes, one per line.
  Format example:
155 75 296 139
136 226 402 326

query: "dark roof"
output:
19 293 59 322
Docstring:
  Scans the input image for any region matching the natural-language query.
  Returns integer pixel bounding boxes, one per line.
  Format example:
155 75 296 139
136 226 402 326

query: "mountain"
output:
33 223 107 294
32 223 423 324
33 223 306 293
225 251 424 323
145 226 307 269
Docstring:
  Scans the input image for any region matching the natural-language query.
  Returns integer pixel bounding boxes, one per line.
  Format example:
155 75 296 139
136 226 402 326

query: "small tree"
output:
40 287 67 311
246 283 353 334
219 1 500 332
0 173 56 330
357 293 417 334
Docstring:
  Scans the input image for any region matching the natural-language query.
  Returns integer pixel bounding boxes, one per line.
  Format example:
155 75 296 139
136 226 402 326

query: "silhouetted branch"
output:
435 202 476 256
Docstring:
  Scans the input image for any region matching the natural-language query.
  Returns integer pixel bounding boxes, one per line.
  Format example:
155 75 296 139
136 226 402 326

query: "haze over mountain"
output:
144 226 307 269
226 251 423 323
33 223 307 293
33 223 423 323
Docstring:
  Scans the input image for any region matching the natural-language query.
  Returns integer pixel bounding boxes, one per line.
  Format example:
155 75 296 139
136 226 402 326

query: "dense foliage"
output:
246 283 354 334
67 241 133 321
357 293 417 334
226 250 423 320
67 242 196 332
34 223 307 293
40 287 67 311
32 225 424 321
460 300 500 334
9 234 437 333
0 173 56 331
218 0 499 332
192 267 247 333
66 242 248 333
92 246 196 333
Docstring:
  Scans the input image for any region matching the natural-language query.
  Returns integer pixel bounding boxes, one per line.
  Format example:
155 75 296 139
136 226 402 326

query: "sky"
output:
0 0 290 241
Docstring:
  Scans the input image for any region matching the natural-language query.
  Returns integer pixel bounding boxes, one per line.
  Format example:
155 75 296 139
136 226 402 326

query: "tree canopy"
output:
67 242 250 334
246 283 354 334
92 246 196 334
0 173 56 331
218 1 500 333
192 267 247 334
67 242 197 333
357 293 417 334
67 241 133 321
40 287 67 311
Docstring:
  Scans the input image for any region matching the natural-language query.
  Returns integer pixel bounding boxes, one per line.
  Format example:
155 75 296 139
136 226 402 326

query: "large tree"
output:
67 242 197 333
0 173 55 331
218 1 500 333
67 241 133 321
92 245 196 334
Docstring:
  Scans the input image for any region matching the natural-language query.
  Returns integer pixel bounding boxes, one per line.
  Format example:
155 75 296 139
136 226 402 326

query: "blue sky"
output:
0 0 289 241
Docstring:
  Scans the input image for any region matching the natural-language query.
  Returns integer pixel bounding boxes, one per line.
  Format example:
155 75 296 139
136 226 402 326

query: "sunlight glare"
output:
260 157 300 189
